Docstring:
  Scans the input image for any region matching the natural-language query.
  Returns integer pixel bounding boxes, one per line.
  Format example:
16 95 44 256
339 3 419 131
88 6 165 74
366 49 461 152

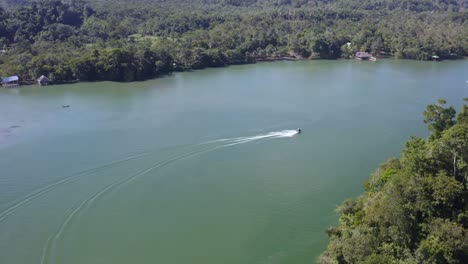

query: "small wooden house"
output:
1 75 19 88
355 52 377 61
355 52 372 60
37 75 51 86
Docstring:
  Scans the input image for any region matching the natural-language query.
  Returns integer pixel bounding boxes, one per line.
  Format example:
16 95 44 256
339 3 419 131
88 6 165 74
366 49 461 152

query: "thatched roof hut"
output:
37 75 51 86
355 52 372 60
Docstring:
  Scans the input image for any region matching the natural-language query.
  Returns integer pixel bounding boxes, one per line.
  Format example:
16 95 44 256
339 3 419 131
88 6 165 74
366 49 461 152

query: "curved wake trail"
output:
0 143 199 224
40 145 217 264
0 153 155 224
40 199 88 264
115 130 299 192
206 130 298 144
3 130 297 224
40 130 297 263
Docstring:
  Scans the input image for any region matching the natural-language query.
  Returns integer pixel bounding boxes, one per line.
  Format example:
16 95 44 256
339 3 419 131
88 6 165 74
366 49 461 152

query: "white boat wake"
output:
1 130 299 227
39 130 299 263
0 127 306 263
207 129 299 144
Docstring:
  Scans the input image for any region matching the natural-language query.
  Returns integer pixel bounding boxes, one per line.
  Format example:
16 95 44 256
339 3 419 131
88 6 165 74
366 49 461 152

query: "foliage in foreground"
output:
0 0 467 83
320 99 468 263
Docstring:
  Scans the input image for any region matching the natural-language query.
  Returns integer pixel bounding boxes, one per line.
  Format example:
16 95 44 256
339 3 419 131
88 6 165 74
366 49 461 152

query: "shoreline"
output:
254 56 305 62
6 56 466 87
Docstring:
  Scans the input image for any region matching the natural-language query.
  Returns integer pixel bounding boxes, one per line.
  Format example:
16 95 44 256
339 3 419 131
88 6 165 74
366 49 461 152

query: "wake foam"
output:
208 129 298 144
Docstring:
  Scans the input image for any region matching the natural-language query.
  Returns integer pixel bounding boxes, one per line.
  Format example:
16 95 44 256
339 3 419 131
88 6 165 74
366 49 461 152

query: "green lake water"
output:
0 59 467 264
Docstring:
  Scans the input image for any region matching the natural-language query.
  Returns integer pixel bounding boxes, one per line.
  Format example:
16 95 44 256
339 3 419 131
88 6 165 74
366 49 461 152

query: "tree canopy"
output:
0 0 467 83
320 99 468 264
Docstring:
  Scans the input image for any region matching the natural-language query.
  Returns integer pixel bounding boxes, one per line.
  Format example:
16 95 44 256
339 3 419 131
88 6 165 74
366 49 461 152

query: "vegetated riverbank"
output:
320 99 468 264
7 54 309 86
0 0 466 84
5 54 466 87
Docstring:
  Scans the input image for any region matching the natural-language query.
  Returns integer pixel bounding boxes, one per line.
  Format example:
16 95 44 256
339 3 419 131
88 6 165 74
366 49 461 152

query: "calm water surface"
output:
0 60 467 264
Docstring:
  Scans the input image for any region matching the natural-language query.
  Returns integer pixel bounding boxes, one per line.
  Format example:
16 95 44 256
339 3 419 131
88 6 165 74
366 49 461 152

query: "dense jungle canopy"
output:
0 0 467 83
321 99 468 264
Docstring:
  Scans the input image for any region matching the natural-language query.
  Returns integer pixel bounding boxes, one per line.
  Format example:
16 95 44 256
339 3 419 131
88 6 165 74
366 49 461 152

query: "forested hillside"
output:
0 0 467 83
321 99 468 264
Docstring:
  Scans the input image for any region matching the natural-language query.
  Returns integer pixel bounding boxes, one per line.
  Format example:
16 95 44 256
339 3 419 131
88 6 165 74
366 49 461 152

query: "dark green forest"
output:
321 99 468 264
0 0 467 83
